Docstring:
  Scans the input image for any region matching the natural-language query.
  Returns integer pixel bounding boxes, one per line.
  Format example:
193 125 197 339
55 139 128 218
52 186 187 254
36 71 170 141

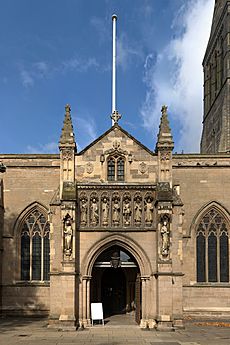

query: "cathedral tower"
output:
200 0 230 153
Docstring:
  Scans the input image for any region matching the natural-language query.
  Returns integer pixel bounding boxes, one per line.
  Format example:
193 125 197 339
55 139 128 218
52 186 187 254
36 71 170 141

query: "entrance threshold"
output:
103 314 138 327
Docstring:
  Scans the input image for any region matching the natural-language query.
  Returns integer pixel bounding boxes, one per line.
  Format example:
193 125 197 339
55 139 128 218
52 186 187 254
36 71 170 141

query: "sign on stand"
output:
91 303 104 326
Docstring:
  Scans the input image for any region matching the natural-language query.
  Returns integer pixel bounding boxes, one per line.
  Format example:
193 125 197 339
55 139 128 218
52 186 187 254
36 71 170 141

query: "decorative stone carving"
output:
112 193 120 226
134 194 142 225
80 193 88 226
160 215 170 257
111 110 122 124
86 162 94 174
62 149 73 161
173 160 230 167
101 194 109 226
90 193 99 226
78 188 155 229
160 151 170 161
144 195 154 225
104 147 128 156
123 193 131 226
139 162 147 174
63 214 73 256
113 140 120 150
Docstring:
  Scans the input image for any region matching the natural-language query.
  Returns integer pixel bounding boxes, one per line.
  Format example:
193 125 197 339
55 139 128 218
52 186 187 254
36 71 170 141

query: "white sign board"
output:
91 303 104 326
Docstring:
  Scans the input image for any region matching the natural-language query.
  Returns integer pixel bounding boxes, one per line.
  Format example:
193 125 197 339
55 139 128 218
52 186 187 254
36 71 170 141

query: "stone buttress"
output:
49 105 77 329
155 106 184 330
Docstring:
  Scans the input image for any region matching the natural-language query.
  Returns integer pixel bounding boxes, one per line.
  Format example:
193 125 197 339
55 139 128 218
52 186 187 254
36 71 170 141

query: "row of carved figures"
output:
79 192 155 227
62 213 170 258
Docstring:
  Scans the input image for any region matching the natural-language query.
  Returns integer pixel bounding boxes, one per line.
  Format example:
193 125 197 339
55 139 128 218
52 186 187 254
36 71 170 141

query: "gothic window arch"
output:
107 155 125 181
20 207 50 281
196 207 229 283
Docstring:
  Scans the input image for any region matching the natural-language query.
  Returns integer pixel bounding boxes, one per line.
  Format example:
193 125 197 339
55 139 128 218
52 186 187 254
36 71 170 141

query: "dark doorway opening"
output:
91 245 141 323
101 267 126 317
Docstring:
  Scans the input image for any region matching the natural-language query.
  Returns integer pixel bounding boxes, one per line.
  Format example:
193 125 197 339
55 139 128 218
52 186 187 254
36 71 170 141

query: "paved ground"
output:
0 315 230 345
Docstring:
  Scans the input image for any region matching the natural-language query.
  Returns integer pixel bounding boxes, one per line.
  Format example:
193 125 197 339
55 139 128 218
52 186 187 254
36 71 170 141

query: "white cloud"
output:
19 61 49 88
117 33 144 71
90 17 108 43
20 69 34 88
73 115 98 152
18 56 100 88
62 57 99 73
33 61 49 76
140 0 214 152
26 142 58 154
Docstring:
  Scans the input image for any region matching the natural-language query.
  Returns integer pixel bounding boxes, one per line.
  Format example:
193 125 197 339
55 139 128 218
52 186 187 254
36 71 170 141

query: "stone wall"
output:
173 154 230 318
1 285 50 316
0 154 60 314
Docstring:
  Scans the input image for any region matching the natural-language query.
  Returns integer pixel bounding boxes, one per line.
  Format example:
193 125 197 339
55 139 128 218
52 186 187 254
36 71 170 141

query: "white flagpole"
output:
112 14 117 125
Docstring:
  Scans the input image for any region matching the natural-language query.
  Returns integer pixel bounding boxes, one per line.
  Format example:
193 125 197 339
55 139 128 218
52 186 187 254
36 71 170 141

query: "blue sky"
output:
0 0 214 154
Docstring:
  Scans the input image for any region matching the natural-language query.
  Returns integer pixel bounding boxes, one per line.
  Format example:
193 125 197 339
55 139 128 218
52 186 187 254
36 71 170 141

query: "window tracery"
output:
107 155 125 181
21 208 50 281
196 207 229 283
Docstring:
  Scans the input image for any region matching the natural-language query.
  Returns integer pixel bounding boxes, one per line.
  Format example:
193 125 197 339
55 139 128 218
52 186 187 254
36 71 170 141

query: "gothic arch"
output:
81 233 152 277
189 201 230 237
191 201 230 283
13 201 49 237
13 201 50 281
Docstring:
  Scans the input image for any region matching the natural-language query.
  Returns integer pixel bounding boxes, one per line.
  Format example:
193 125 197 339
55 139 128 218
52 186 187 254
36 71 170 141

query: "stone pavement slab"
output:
0 318 230 345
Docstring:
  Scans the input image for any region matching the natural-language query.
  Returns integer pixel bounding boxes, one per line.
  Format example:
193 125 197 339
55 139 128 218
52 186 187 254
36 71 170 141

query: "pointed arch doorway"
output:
91 245 141 324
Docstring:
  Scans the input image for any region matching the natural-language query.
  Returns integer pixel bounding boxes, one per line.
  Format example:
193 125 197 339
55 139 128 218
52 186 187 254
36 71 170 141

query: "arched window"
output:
107 155 125 181
196 208 229 283
21 208 50 281
117 158 124 181
108 157 115 181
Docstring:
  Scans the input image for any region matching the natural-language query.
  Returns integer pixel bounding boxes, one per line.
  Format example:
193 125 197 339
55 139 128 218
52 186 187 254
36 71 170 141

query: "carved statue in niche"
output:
144 196 153 224
90 196 99 226
134 195 142 225
63 215 73 256
123 196 131 225
161 216 170 256
80 196 88 226
112 195 120 226
102 196 109 226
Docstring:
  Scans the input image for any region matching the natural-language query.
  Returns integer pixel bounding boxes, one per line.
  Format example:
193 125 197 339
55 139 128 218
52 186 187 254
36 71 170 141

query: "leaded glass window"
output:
117 158 124 181
196 208 229 283
107 155 125 181
108 158 115 181
21 208 50 281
